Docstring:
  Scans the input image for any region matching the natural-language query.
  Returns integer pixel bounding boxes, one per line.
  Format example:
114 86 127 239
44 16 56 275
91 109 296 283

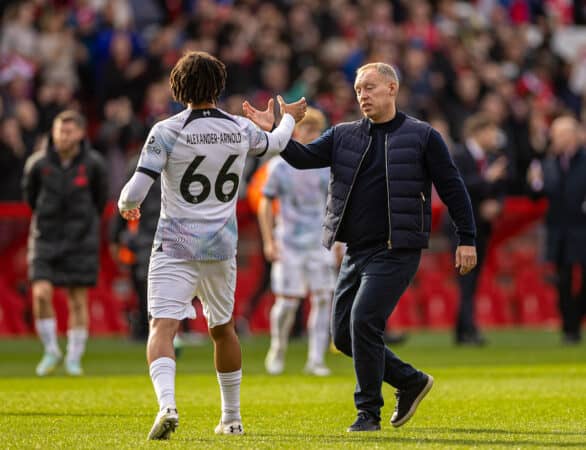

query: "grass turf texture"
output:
0 330 584 449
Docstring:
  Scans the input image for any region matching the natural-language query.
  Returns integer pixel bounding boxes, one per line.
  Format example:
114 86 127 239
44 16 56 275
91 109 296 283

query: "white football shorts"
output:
271 246 336 297
148 250 236 328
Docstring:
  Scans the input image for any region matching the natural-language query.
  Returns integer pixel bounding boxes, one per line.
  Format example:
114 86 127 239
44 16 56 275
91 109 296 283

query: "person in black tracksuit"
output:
244 63 476 432
528 115 586 344
23 110 108 376
449 114 509 345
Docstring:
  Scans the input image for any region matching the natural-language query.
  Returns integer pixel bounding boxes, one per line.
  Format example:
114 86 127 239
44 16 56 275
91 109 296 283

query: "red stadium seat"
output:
0 279 28 335
514 267 557 326
89 286 129 334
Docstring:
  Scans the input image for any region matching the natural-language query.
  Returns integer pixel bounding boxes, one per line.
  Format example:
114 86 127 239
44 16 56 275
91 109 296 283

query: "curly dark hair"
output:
169 51 227 106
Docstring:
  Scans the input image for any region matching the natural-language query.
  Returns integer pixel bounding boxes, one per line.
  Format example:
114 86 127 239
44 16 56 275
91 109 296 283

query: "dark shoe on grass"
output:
455 332 487 346
562 332 581 345
391 374 434 428
347 411 381 432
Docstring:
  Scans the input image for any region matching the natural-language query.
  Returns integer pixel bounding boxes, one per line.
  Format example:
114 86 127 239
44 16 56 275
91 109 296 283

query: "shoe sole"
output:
304 366 331 377
346 424 381 432
391 375 434 428
36 356 63 376
215 422 244 435
147 416 179 440
65 365 83 376
36 366 58 377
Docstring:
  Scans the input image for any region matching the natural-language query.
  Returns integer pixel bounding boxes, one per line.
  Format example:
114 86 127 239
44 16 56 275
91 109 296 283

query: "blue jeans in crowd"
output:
331 244 425 421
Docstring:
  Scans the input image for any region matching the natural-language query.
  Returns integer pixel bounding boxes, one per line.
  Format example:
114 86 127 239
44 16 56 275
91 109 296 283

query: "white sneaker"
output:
147 406 179 440
264 348 285 375
304 362 331 377
36 352 62 376
215 420 244 435
65 360 84 376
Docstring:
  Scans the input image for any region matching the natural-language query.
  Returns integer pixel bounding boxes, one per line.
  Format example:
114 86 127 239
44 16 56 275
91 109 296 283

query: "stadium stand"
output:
1 0 584 335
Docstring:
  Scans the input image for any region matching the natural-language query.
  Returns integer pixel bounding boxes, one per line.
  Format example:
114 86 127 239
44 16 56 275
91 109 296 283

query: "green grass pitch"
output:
0 330 584 449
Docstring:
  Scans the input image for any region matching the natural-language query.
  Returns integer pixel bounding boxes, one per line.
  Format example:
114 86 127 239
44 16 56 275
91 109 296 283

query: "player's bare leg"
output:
33 280 62 376
305 289 332 376
147 318 180 440
266 296 299 375
209 319 244 435
64 287 89 375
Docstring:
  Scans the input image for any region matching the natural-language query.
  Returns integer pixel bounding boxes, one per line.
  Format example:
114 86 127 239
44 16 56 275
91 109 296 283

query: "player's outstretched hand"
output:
455 245 477 275
242 98 275 131
120 207 141 221
277 95 307 123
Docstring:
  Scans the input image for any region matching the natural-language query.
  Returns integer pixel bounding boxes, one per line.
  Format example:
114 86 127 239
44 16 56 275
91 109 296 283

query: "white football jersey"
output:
137 107 287 260
263 156 330 251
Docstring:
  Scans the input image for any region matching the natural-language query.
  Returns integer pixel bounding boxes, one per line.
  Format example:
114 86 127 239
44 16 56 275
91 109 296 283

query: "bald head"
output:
550 116 579 156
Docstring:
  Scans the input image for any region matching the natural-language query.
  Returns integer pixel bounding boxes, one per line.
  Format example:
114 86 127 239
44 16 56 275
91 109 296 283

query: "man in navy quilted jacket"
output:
244 62 477 432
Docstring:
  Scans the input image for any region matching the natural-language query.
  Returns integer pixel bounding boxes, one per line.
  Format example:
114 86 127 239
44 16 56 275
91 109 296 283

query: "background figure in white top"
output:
117 51 307 440
255 107 335 376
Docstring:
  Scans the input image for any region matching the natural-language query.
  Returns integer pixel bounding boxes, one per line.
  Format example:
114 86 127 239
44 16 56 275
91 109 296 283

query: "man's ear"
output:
389 81 398 96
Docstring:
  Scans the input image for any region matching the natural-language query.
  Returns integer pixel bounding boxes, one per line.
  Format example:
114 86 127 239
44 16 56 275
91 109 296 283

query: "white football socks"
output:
149 357 176 410
307 292 331 365
66 328 88 363
217 369 242 423
35 318 61 356
269 297 299 353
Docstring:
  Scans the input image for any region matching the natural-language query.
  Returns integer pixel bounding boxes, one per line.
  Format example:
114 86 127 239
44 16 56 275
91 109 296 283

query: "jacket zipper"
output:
333 137 372 242
420 191 425 232
384 135 392 249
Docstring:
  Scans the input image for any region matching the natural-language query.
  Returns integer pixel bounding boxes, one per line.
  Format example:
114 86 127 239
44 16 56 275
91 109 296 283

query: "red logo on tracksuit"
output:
74 164 88 187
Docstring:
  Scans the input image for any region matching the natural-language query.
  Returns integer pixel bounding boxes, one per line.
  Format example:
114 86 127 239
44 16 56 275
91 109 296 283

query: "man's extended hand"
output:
455 245 477 275
276 95 307 122
120 207 141 221
242 98 275 131
243 96 307 130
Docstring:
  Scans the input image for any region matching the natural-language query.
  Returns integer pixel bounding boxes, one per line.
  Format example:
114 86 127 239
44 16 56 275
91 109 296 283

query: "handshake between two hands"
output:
242 95 307 131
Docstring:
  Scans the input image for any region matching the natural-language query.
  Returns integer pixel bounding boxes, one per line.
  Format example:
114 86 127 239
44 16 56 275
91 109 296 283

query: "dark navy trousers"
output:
331 244 424 421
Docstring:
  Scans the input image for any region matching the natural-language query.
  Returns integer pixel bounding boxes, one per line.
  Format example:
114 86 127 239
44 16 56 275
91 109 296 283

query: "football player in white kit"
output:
117 51 307 440
256 107 335 376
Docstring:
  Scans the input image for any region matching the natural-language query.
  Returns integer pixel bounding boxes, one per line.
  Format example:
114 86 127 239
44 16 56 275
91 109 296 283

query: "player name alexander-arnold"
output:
185 132 242 145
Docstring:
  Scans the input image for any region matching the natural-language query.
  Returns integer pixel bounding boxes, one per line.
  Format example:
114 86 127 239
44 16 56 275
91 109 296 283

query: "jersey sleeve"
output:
117 171 155 211
243 114 295 157
136 123 171 178
243 119 270 156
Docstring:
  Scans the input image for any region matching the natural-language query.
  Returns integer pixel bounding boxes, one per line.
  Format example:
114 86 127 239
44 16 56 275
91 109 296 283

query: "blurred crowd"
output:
2 0 586 202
